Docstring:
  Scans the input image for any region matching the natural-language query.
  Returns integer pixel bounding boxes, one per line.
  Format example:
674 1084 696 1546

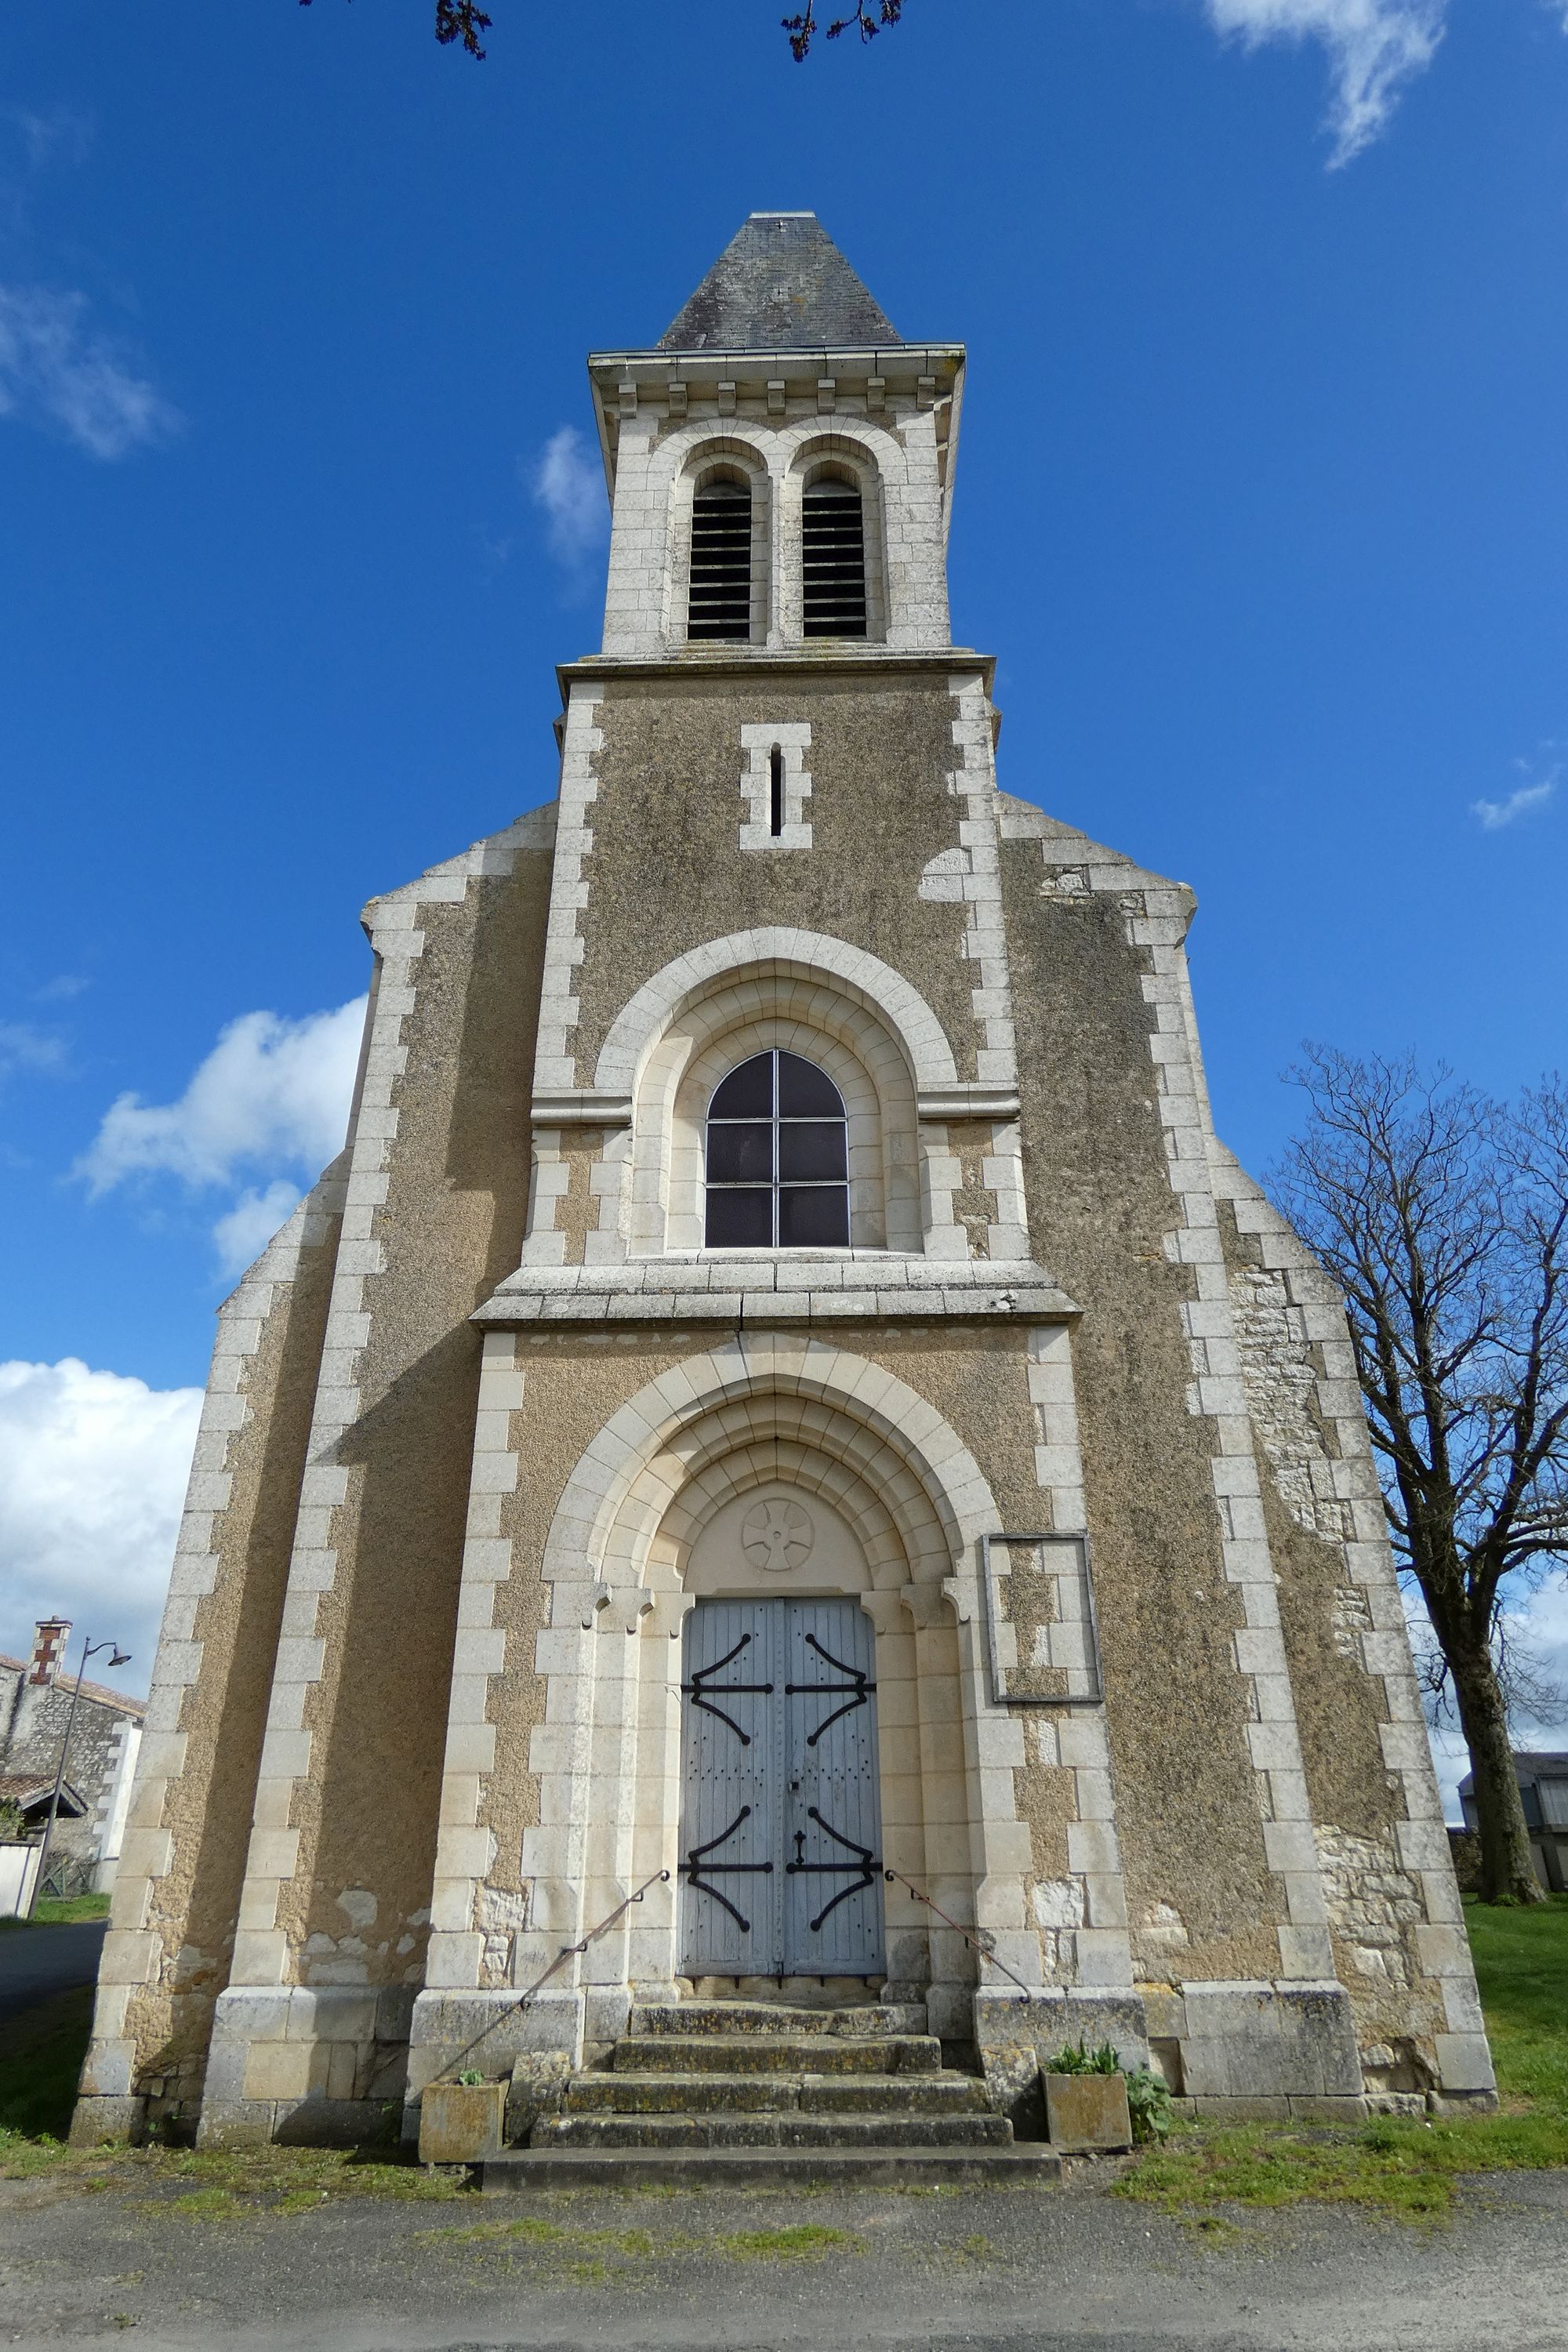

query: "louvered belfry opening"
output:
802 475 867 639
688 477 753 641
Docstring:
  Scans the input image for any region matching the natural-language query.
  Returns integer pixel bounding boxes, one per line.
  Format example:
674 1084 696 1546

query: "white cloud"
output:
212 1180 304 1279
1408 1577 1568 1820
528 426 608 579
0 283 180 460
1509 1578 1568 1739
1204 0 1446 165
1472 775 1557 831
78 998 365 1196
1426 1721 1472 1823
0 1020 64 1080
0 1358 201 1697
76 996 362 1274
5 103 92 174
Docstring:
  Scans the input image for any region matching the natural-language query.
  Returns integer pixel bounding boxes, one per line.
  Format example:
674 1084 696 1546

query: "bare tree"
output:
1272 1050 1568 1905
296 2 905 62
298 0 495 57
782 2 904 60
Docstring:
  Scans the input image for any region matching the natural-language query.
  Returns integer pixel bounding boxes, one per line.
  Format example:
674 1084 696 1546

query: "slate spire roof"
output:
658 212 900 353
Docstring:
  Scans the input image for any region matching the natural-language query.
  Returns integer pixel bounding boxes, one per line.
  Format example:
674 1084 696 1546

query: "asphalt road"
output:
2 2163 1566 2352
0 1918 106 2024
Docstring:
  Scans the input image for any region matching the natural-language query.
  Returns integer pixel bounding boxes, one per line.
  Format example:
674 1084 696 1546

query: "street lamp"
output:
27 1633 132 1921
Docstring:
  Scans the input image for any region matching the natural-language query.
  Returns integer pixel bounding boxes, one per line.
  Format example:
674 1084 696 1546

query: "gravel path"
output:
2 2159 1565 2350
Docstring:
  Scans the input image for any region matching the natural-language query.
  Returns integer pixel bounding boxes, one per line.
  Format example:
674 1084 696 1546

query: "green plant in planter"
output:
1122 2066 1174 2144
455 2070 488 2087
1044 2042 1171 2143
1044 2038 1120 2077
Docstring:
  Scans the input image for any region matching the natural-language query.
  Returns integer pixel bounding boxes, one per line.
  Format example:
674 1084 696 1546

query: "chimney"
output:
27 1620 71 1687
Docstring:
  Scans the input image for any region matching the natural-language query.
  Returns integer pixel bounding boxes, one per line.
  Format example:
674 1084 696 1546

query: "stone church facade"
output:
74 216 1494 2152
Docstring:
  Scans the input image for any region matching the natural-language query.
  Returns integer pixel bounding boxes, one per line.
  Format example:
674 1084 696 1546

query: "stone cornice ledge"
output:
556 648 996 699
529 1083 1020 1130
474 1255 1078 1330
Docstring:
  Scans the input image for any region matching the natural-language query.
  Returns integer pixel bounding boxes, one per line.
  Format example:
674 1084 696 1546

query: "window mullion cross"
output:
703 1047 850 1250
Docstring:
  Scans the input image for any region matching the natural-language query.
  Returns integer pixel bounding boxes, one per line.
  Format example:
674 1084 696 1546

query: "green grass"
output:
710 2224 859 2259
0 2119 470 2205
1122 1891 1568 2226
419 2216 862 2265
0 1978 462 2201
0 1984 460 2210
165 2186 246 2220
1464 1889 1568 2116
0 1893 112 1929
0 1984 96 2140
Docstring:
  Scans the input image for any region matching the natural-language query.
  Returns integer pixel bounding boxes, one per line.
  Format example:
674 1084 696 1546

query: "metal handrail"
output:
429 1867 671 2089
882 1864 1038 2003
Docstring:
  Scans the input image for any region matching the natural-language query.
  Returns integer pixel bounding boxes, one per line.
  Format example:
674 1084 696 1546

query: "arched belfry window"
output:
705 1050 850 1248
802 474 866 639
688 477 753 641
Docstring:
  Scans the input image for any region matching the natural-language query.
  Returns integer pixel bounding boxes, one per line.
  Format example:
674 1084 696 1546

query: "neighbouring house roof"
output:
0 1773 89 1821
658 212 901 353
1456 1751 1568 1798
0 1654 147 1718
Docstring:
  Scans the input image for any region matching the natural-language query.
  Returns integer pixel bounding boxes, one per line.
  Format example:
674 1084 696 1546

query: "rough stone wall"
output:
870 1330 1101 1976
474 1337 687 1933
0 1669 143 1866
73 1158 347 2132
1212 1174 1476 2093
271 842 554 1989
998 847 1287 1986
78 815 558 2151
569 672 978 1084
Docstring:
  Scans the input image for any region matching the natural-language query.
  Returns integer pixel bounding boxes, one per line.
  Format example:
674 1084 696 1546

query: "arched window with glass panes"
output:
704 1051 850 1247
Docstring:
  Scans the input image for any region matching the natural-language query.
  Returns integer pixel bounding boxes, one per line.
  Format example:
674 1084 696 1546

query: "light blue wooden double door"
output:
678 1598 885 1978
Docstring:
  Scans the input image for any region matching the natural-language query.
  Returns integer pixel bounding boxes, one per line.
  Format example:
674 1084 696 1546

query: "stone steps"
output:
629 1999 927 2039
611 2031 941 2074
566 2071 989 2116
528 1997 1027 2169
532 2110 1014 2151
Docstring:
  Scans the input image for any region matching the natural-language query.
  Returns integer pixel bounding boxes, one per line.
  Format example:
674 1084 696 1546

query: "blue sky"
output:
1 1 1564 1789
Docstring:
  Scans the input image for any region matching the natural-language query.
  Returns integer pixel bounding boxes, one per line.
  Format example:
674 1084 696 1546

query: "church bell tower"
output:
72 214 1492 2161
521 210 1029 1274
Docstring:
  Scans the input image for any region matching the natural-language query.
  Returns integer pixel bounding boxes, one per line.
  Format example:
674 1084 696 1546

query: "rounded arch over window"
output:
705 1049 850 1248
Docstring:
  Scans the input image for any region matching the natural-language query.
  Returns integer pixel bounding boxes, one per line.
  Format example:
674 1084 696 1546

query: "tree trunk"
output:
1451 1635 1544 1905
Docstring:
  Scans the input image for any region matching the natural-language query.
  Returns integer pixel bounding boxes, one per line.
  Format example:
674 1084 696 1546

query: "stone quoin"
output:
71 214 1494 2154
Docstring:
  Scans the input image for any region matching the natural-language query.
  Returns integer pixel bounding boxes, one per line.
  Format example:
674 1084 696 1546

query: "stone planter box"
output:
419 2080 506 2165
1042 2072 1132 2153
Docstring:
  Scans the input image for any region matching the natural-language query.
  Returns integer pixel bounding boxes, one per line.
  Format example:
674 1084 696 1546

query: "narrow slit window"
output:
802 477 866 639
705 1050 850 1249
769 744 785 837
688 479 753 641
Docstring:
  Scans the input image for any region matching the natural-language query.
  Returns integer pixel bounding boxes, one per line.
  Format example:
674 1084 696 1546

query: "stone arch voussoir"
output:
593 931 960 1102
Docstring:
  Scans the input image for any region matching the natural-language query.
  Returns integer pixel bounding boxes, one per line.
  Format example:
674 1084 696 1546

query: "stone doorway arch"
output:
418 1331 1043 2069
